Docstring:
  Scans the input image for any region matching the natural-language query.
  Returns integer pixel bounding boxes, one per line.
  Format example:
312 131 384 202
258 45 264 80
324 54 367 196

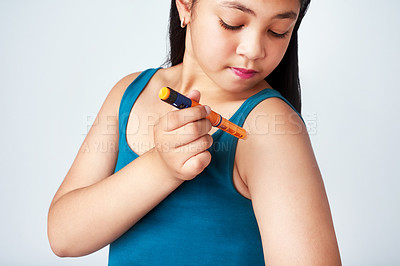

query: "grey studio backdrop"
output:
0 1 399 265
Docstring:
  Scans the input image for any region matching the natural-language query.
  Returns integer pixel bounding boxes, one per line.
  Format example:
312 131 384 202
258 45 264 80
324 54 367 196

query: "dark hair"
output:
165 0 311 114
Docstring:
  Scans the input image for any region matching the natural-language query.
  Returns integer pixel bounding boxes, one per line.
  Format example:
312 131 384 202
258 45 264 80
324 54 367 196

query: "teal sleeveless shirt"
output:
108 68 304 265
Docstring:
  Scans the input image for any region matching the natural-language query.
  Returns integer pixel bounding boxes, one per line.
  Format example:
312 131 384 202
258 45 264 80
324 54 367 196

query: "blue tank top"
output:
108 68 304 265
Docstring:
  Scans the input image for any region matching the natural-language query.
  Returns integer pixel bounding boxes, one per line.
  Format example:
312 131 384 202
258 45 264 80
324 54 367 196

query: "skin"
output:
177 1 341 263
47 0 342 264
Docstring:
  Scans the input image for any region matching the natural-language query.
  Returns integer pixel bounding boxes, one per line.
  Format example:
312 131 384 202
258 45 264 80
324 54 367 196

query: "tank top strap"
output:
118 68 161 140
231 88 305 127
211 88 304 142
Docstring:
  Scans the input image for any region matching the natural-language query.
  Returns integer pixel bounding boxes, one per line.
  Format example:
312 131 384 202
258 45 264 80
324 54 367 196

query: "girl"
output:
48 0 342 264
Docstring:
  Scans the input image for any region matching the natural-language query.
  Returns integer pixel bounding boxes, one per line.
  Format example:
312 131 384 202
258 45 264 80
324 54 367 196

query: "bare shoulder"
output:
247 96 306 137
236 96 311 186
235 96 341 264
107 72 142 117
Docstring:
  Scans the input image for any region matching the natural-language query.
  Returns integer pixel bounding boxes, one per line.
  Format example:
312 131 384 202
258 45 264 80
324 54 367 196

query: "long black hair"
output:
165 0 311 114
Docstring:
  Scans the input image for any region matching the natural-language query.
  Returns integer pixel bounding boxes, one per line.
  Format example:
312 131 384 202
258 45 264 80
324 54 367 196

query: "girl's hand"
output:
152 90 213 181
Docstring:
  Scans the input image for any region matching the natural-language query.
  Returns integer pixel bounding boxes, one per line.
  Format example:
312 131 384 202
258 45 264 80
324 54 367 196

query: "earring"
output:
180 17 186 28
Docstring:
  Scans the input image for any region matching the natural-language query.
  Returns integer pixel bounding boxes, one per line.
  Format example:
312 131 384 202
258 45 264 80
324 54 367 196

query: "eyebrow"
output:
273 11 298 20
220 1 298 20
220 1 256 16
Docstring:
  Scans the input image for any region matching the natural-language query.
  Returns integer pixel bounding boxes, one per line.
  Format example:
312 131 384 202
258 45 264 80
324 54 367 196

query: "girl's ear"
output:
175 0 192 25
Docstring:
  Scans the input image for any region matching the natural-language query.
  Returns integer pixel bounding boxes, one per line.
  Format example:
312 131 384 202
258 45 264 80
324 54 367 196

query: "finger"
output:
172 118 212 147
174 134 213 158
181 150 212 179
162 105 210 132
186 90 201 103
156 134 212 171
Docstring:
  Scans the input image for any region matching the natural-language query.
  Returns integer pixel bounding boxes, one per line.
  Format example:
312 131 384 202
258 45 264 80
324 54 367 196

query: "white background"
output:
0 0 399 265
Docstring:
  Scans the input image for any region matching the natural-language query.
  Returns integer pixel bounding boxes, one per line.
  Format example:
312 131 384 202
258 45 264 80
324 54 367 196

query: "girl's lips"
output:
231 67 257 79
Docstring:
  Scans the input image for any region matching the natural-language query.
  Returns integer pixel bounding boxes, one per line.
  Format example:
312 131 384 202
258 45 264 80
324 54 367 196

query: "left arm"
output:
236 98 341 265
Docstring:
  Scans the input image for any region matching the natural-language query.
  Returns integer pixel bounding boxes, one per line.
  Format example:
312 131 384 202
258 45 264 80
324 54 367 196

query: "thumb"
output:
186 90 201 103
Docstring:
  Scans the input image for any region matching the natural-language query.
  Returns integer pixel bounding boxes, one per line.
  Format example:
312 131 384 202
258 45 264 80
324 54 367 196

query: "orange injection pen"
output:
159 87 247 140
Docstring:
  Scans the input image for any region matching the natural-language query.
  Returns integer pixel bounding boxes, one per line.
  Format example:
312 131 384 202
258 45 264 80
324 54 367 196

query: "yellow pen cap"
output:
159 87 170 100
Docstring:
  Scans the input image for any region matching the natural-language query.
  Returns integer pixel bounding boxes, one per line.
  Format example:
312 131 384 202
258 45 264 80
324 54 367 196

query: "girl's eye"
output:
219 19 242 31
269 30 290 39
219 18 290 39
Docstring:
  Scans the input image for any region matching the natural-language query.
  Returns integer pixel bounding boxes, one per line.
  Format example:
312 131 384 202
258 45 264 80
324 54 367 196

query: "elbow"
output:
47 215 83 257
47 198 105 257
47 200 85 257
48 230 105 258
49 242 69 258
48 226 75 257
48 230 89 258
48 208 68 257
48 235 70 257
47 219 101 258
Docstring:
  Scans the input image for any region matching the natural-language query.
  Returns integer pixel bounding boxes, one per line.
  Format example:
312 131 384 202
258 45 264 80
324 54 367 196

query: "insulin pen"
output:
159 87 247 140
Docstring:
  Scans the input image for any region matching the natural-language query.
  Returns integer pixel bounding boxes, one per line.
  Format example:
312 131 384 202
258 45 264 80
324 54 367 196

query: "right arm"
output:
47 76 212 257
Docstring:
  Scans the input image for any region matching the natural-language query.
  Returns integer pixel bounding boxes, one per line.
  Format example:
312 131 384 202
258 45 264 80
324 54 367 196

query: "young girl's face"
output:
186 0 300 93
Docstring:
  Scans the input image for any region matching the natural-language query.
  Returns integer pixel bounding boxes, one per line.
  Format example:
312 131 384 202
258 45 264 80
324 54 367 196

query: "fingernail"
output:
204 105 211 115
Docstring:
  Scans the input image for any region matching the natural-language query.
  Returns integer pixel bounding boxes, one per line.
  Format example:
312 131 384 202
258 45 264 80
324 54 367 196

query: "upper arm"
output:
50 72 141 206
237 98 341 265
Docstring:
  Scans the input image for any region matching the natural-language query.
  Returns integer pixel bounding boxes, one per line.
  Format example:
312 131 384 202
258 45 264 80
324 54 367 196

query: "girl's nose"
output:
236 32 266 61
